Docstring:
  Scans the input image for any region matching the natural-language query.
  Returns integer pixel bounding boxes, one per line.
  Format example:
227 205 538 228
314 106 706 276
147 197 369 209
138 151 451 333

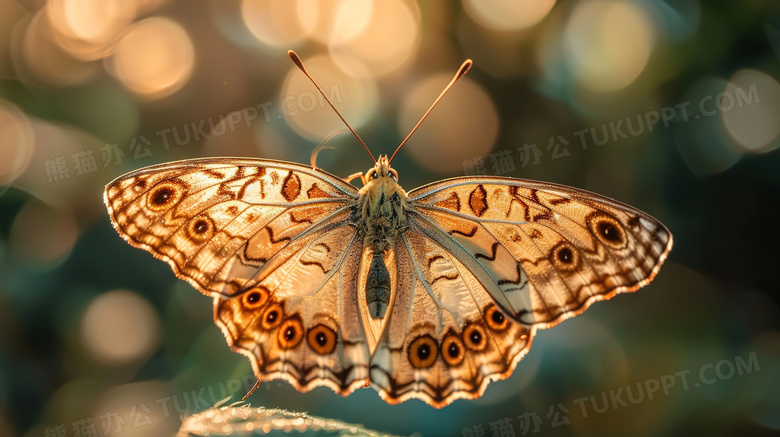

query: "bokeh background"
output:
1 0 779 436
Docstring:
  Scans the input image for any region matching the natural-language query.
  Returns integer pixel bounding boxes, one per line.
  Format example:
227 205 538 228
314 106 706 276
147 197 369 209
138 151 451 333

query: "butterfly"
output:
104 51 672 408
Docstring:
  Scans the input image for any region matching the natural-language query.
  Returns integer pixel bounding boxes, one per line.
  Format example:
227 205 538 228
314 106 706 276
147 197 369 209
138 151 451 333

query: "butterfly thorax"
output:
356 157 410 253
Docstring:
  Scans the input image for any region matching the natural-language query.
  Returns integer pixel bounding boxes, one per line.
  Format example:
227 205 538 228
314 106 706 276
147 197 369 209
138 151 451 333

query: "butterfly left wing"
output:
105 158 372 395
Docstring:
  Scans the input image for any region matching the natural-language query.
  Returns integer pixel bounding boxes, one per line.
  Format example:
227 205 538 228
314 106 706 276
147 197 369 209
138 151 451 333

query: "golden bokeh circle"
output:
80 290 160 365
46 0 136 60
399 75 498 174
0 101 35 186
9 198 78 268
281 54 378 141
463 0 556 30
721 70 780 154
329 0 421 77
564 0 655 92
242 0 312 48
110 17 195 98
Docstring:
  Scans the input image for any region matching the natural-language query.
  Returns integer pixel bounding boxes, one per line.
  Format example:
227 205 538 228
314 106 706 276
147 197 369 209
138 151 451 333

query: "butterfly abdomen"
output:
366 251 391 319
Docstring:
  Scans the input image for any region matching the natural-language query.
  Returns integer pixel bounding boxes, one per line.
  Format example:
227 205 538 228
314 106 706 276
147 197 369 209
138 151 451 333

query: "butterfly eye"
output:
484 305 509 331
261 303 284 330
441 334 465 367
550 242 581 273
242 286 269 309
588 213 627 249
186 215 215 243
307 324 337 355
462 323 487 351
277 317 304 349
408 335 438 369
147 181 185 212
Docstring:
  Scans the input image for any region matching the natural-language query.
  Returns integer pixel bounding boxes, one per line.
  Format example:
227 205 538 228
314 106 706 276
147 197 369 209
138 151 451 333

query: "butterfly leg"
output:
343 172 367 185
241 380 261 401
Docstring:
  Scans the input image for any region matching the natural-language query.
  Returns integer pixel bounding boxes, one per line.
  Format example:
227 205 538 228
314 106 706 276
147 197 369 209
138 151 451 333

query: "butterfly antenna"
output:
389 59 473 163
288 50 376 164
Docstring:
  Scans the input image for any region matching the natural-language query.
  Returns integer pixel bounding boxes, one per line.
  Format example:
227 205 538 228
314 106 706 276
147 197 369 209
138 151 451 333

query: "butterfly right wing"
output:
368 175 671 407
369 228 535 408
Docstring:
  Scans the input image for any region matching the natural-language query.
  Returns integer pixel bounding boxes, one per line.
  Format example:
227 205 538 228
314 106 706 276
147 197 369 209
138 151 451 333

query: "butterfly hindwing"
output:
369 229 534 407
214 223 371 395
408 177 673 328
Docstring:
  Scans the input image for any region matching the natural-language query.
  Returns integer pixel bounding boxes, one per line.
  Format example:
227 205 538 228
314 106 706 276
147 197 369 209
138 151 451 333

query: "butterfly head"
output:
365 155 398 182
357 154 409 248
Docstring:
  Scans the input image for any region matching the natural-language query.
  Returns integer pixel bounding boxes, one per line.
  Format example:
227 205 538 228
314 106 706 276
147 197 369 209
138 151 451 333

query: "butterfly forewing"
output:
408 176 673 327
105 158 358 296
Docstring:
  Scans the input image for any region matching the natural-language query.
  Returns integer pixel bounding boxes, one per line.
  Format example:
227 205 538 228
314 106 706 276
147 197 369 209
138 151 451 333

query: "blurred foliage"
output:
1 0 779 436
